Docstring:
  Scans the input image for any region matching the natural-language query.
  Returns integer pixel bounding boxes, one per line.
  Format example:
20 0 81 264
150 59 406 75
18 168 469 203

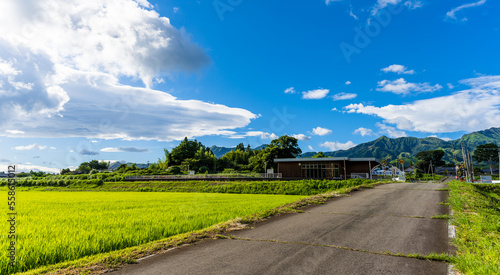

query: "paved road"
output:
114 183 451 275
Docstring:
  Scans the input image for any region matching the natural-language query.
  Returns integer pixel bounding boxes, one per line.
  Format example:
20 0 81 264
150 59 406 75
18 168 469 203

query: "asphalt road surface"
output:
114 183 451 275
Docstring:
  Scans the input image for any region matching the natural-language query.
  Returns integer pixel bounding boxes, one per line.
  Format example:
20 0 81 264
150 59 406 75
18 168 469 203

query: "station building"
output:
274 157 380 180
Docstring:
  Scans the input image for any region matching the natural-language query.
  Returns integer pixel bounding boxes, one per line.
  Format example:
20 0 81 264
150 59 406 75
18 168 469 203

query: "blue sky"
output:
1 0 500 173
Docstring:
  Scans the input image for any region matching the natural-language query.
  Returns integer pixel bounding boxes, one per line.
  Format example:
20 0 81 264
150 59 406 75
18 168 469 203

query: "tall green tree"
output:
473 143 499 175
162 137 216 172
415 150 445 172
270 135 302 158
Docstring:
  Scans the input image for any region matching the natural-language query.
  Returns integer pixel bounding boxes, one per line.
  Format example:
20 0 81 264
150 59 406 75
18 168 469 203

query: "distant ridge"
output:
208 127 500 161
301 127 500 163
209 144 267 159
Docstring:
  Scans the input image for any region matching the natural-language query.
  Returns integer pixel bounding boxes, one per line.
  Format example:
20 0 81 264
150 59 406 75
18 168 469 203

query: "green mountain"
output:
301 127 500 165
209 144 268 159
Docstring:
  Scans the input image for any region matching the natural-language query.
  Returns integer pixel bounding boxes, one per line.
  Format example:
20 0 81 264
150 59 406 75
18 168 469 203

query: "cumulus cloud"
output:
0 1 256 141
345 75 500 133
245 131 278 140
446 0 486 20
345 81 352 85
376 78 442 95
376 123 407 138
302 89 329 100
308 145 314 151
13 143 47 150
312 127 332 136
5 130 25 135
381 64 415 75
354 127 374 136
101 147 149 153
332 92 357 101
320 141 356 151
284 87 296 94
292 134 311 141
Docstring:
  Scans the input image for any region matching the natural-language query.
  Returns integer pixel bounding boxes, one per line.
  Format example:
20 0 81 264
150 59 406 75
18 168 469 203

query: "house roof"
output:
274 157 380 163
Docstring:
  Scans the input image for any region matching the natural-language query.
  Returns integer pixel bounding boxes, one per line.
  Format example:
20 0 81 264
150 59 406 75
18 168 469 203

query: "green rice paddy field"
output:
0 192 305 274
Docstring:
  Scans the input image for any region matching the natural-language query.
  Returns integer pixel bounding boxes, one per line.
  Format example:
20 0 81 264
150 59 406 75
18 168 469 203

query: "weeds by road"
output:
448 180 500 274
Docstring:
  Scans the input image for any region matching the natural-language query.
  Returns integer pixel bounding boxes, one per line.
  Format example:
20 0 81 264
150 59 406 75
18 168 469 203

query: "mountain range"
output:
210 127 500 164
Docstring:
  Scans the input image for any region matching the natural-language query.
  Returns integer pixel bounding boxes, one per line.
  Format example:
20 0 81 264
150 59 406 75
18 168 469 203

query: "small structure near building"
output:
371 164 404 181
274 157 379 180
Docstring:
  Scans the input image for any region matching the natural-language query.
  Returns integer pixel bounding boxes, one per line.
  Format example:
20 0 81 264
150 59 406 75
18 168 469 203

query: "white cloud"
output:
5 130 25 135
447 83 455 89
13 143 47 150
320 141 356 151
332 92 357 101
308 145 314 151
345 75 500 133
50 147 56 150
302 89 329 100
173 7 180 13
284 87 296 94
0 1 257 141
292 134 311 141
428 135 452 141
101 147 149 153
372 0 422 14
354 127 374 136
245 131 278 140
376 123 407 138
349 6 358 20
312 127 332 136
376 78 442 95
405 1 423 9
446 0 486 20
14 164 61 174
381 64 415 75
325 0 342 5
345 81 352 85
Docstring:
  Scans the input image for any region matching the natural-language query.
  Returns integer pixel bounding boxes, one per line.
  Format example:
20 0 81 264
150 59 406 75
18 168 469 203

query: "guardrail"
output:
124 173 283 181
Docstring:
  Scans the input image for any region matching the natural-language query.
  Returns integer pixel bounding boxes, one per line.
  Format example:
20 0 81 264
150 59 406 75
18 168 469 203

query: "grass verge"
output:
448 180 500 274
19 181 384 275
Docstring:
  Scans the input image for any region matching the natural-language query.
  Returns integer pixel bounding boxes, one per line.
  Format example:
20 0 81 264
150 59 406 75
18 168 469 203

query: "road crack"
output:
303 211 431 219
226 236 453 263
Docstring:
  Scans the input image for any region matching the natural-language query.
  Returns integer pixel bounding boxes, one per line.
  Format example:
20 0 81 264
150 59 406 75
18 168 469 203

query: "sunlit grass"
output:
448 180 500 274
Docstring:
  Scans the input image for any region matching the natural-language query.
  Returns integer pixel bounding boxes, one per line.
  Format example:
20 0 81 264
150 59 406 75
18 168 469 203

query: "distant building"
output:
435 167 457 175
480 168 499 175
274 157 379 180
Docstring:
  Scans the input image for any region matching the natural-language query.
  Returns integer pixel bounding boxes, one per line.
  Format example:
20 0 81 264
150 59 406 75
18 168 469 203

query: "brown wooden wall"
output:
278 160 375 179
278 162 302 178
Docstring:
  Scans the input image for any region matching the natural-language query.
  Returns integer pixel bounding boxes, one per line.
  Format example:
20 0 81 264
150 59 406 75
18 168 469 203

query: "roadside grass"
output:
0 178 375 196
448 180 500 274
3 180 382 275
